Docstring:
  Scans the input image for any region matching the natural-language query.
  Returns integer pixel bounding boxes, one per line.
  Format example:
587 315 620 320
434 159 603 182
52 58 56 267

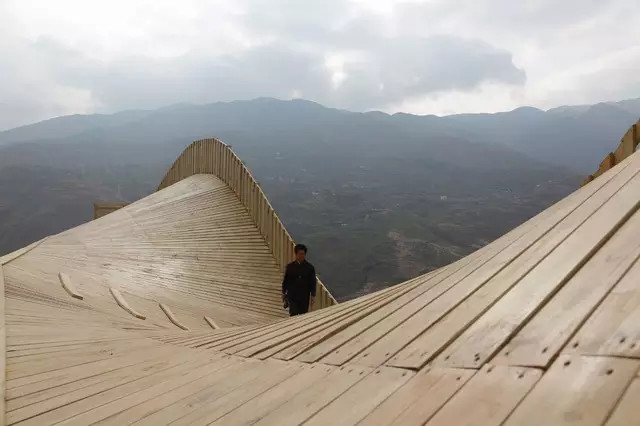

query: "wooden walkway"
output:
1 132 640 424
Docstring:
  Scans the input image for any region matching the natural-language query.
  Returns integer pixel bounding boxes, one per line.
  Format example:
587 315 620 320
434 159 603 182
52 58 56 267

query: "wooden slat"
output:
169 361 302 426
426 365 541 426
51 354 236 425
358 367 475 426
0 237 48 266
606 378 640 426
210 364 335 424
159 303 188 330
253 365 371 426
563 254 640 358
505 355 639 426
350 163 636 369
129 358 282 426
109 288 146 320
437 162 640 368
496 209 640 367
203 316 219 330
584 121 640 185
304 367 413 426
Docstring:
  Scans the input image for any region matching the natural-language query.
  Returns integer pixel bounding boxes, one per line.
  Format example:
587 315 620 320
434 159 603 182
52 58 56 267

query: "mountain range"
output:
1 97 638 299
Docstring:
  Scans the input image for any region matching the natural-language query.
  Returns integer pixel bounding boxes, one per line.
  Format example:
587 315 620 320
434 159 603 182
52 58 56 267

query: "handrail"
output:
582 120 639 186
157 138 337 310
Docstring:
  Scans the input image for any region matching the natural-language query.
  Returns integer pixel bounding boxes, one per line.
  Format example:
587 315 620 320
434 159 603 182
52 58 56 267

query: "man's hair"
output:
294 244 308 254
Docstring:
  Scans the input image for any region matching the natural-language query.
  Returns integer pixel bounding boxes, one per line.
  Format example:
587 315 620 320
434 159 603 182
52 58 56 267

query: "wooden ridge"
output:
110 288 146 320
159 303 188 330
57 273 83 300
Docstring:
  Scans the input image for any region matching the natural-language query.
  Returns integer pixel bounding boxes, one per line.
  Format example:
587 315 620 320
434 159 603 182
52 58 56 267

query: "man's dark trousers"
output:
288 296 309 316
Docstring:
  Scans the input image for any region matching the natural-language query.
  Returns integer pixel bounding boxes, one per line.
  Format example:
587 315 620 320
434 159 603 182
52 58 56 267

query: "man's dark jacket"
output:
282 260 317 315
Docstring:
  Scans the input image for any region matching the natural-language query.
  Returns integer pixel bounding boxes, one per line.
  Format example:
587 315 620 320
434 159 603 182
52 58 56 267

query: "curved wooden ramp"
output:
2 126 640 425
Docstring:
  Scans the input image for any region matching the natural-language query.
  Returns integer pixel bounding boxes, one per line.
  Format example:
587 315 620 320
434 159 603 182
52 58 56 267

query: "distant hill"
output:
2 96 638 172
2 97 636 299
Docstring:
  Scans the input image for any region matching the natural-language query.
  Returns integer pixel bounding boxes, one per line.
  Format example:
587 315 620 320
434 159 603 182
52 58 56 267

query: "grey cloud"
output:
34 38 332 111
333 35 526 108
26 31 524 117
0 0 528 129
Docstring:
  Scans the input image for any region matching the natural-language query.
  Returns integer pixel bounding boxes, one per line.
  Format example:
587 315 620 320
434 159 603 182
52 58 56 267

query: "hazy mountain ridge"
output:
2 96 638 173
2 97 635 298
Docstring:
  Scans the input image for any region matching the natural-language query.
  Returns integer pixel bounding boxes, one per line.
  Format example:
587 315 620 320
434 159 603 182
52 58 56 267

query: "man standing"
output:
282 244 316 316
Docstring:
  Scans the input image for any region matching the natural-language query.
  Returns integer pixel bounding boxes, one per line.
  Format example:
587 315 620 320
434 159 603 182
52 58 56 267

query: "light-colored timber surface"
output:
2 124 640 425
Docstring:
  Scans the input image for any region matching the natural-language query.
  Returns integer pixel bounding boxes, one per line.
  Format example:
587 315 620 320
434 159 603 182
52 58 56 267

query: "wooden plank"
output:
109 288 146 320
7 341 173 394
313 246 511 366
606 378 640 426
437 164 640 368
91 358 259 425
158 303 188 330
303 367 414 426
6 347 181 412
58 272 83 300
563 256 640 358
505 355 639 426
7 350 191 424
14 353 223 426
210 364 335 424
51 354 236 425
203 315 220 329
389 155 640 369
169 361 303 426
269 275 440 361
129 359 287 426
253 365 371 426
621 124 637 158
234 280 418 358
0 267 5 426
0 237 48 266
339 164 637 369
358 367 475 426
426 365 541 426
495 209 640 367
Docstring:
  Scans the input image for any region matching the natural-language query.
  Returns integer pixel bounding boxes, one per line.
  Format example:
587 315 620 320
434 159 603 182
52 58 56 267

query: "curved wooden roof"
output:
1 125 639 425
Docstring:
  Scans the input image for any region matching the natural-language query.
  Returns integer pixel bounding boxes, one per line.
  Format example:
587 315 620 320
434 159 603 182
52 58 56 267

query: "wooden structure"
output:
157 138 335 310
582 120 639 186
1 125 640 425
93 202 129 219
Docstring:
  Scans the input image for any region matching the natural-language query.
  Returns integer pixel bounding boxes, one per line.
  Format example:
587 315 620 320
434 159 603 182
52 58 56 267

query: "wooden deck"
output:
1 134 640 424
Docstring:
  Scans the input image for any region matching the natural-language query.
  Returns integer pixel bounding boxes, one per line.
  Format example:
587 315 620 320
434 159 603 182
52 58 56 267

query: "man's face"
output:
295 250 306 262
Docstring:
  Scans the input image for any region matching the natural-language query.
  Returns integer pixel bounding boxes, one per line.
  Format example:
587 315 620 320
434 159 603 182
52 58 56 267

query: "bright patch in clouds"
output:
0 0 638 129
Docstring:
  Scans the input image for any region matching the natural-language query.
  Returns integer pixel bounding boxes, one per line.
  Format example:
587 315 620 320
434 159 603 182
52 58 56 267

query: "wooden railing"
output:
93 202 129 220
157 138 338 310
582 120 639 186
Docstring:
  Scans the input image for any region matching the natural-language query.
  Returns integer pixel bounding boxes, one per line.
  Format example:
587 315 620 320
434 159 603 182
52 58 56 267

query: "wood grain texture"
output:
606 378 640 426
505 355 640 426
425 365 541 426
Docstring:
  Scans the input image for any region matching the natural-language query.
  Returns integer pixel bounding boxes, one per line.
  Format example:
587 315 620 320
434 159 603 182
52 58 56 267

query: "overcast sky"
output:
1 0 639 130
